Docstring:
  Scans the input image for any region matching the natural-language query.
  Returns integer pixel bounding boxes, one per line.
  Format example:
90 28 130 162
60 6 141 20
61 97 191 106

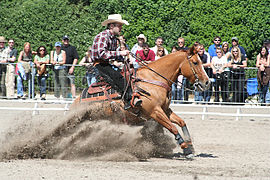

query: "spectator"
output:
155 46 166 60
263 39 270 53
177 37 189 51
208 36 222 58
263 39 270 104
79 47 97 86
131 34 146 69
229 37 248 61
256 46 270 104
3 39 17 98
171 45 181 101
227 46 247 102
222 41 231 99
51 42 68 99
118 35 129 50
136 43 155 68
181 41 200 102
222 42 231 58
195 44 213 102
34 46 49 100
171 45 178 53
151 37 168 55
211 47 228 102
16 42 35 98
0 36 7 97
61 35 79 99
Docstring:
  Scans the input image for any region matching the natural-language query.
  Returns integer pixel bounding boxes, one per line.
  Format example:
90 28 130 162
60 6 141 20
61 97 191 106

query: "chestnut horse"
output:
132 46 210 157
76 45 210 158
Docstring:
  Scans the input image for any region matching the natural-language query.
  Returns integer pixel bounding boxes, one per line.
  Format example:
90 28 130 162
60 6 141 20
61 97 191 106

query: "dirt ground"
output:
0 101 269 180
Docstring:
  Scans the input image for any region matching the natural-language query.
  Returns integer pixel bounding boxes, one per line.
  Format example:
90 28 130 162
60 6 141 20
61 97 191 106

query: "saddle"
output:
80 81 121 102
80 66 170 106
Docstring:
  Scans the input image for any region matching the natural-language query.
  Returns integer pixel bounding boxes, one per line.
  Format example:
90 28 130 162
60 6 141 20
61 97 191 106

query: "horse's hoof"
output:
185 153 194 160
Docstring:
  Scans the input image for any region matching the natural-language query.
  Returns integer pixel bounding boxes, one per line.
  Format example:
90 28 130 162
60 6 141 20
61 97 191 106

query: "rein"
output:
130 52 197 92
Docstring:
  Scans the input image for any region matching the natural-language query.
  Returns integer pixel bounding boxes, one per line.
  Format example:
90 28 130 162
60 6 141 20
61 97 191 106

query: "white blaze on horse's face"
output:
186 54 211 92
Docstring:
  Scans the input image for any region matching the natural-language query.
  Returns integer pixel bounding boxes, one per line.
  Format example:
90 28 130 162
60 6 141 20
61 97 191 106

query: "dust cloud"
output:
0 102 176 162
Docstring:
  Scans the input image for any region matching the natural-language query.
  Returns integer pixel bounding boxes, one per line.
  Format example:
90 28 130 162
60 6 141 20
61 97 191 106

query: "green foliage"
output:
0 0 269 89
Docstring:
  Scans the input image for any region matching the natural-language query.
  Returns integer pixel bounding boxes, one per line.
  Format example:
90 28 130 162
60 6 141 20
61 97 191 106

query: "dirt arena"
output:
0 101 269 180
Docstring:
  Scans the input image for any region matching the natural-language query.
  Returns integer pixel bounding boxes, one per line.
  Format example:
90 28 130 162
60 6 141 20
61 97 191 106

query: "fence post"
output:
32 102 39 116
31 62 35 99
202 106 208 120
236 107 241 121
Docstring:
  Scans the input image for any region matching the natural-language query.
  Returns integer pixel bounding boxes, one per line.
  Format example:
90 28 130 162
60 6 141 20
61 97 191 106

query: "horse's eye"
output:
193 61 198 65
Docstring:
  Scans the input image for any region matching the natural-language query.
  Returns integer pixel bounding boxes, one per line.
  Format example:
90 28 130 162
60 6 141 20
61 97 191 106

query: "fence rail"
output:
0 99 72 116
0 99 269 121
171 103 270 121
0 63 269 105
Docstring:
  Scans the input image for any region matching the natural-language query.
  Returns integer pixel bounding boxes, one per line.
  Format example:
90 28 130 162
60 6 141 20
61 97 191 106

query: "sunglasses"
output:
40 49 45 51
233 50 238 52
214 39 221 42
216 51 222 53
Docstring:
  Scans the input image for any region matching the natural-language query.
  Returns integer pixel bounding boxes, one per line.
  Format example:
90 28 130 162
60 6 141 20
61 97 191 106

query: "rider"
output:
91 14 142 110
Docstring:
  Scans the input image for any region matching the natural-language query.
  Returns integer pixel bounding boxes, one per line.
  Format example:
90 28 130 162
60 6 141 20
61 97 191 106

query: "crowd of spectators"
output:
0 34 269 105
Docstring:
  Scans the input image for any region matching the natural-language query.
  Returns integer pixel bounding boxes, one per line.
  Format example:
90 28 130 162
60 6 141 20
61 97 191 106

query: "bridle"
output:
186 55 200 90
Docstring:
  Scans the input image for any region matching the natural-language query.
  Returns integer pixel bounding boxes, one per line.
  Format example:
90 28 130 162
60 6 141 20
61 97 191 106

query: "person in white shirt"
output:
131 34 146 69
211 47 228 102
151 37 168 56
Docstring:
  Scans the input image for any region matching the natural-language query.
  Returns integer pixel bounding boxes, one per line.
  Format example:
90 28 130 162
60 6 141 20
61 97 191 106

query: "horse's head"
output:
180 45 211 92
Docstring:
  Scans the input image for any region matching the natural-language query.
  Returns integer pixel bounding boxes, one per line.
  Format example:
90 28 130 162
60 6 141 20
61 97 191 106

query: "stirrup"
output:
133 98 142 107
131 92 142 108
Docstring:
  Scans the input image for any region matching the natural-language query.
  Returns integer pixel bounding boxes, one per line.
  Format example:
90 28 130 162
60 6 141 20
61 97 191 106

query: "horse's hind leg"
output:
168 110 195 155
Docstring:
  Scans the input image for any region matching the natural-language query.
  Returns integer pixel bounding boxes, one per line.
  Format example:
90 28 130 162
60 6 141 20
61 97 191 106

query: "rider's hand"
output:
120 50 129 56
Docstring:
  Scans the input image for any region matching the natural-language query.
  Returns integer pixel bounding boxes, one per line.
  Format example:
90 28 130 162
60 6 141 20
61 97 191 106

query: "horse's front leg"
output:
168 110 195 156
150 107 191 155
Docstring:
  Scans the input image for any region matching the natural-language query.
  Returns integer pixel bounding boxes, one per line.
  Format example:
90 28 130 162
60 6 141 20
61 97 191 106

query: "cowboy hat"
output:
136 34 147 42
0 36 7 43
101 14 129 26
231 37 239 41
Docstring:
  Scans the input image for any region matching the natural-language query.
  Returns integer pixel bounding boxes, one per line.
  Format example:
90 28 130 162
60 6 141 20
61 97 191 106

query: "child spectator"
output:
211 47 228 102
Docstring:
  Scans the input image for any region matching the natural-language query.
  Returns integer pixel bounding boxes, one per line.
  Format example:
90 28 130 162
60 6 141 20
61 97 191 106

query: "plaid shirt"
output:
91 29 120 62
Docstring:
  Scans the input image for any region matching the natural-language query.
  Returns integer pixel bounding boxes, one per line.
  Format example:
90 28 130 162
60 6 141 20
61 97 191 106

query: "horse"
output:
74 45 210 158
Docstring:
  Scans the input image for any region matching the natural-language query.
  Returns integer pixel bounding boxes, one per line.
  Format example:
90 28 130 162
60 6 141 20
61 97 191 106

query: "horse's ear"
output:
188 45 196 56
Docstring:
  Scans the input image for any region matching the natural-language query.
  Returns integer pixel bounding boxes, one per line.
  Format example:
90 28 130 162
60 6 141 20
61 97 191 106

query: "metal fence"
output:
0 63 268 106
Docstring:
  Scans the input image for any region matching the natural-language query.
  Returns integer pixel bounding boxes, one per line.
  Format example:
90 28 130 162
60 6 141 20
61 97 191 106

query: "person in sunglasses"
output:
229 37 248 62
34 46 49 100
227 46 247 102
208 36 222 59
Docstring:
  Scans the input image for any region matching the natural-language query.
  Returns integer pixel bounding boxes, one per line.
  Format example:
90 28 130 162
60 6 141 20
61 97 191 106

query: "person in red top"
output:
136 43 155 68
